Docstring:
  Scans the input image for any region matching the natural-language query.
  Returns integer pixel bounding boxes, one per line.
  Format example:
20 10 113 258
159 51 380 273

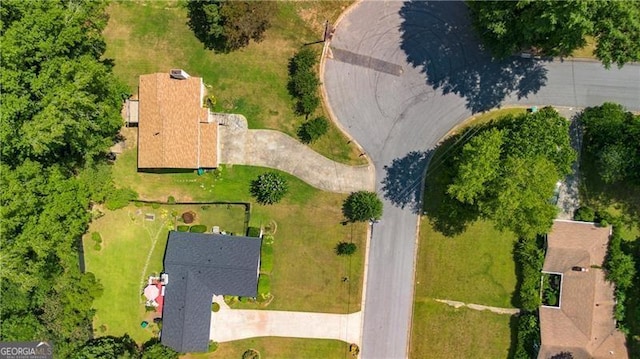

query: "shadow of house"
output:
398 1 548 113
161 232 261 353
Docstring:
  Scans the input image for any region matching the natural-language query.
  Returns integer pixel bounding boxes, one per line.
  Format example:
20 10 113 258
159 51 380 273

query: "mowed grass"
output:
414 219 518 308
410 108 522 358
184 338 351 359
103 0 364 165
409 299 514 359
84 203 247 343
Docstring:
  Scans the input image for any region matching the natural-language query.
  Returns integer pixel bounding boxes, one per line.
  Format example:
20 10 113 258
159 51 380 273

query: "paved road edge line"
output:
319 0 376 193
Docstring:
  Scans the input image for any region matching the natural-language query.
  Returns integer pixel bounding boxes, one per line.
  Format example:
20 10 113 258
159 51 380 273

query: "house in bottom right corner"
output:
538 220 628 359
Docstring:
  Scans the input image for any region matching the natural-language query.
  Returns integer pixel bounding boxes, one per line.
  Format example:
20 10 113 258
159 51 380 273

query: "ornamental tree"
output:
250 172 289 205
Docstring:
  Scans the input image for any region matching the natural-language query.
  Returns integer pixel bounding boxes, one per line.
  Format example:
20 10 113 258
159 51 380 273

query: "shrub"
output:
93 243 101 251
167 196 176 204
262 234 275 245
208 341 218 353
342 191 383 222
574 206 595 222
134 201 144 207
242 349 260 359
514 313 540 359
91 232 102 244
260 244 274 274
211 302 220 312
257 274 271 298
335 242 357 256
250 172 288 205
182 211 196 224
247 226 261 238
287 47 320 117
298 116 329 143
105 188 138 210
189 225 207 233
151 203 160 209
176 225 190 232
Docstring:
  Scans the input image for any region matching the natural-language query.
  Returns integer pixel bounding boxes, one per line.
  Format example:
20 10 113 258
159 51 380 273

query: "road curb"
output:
319 0 376 193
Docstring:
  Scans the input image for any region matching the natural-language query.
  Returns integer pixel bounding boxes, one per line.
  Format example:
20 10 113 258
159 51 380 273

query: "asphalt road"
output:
323 1 640 358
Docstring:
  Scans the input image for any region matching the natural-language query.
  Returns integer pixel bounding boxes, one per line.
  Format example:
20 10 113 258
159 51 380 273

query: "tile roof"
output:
160 232 261 353
538 220 628 359
137 73 218 169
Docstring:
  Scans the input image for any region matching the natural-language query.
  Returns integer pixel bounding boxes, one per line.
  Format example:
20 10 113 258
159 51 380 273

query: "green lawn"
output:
184 338 351 359
410 299 515 359
88 135 366 342
415 219 518 308
103 0 364 165
84 203 247 343
410 108 523 358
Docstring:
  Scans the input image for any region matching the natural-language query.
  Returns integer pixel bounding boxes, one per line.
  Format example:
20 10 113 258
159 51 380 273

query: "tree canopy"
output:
342 191 383 223
467 1 640 68
187 0 277 52
1 0 128 355
250 172 289 205
580 103 640 185
446 107 575 238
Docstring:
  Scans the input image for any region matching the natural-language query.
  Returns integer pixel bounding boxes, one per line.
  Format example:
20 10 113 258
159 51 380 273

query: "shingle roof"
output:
137 72 218 169
538 220 628 359
161 232 261 353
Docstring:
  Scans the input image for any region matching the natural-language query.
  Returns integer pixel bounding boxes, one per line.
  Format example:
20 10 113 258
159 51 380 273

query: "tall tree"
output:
467 1 640 68
445 107 574 238
187 0 277 52
0 0 126 355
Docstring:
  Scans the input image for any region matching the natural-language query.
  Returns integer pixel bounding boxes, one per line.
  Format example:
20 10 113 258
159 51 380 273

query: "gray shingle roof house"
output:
160 231 261 353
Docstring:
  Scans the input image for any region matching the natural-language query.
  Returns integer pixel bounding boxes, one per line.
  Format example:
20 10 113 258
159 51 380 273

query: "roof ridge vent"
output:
170 69 190 80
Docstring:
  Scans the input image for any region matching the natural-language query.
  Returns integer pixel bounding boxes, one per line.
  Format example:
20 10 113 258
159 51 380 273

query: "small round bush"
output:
342 191 383 222
182 211 196 224
250 172 288 205
167 196 176 204
176 225 190 232
335 242 357 256
91 232 102 243
211 302 220 312
298 116 329 143
574 206 595 222
93 243 102 251
242 349 260 359
189 224 207 233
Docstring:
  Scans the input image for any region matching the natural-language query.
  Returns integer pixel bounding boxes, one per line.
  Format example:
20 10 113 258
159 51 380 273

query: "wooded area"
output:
0 0 130 355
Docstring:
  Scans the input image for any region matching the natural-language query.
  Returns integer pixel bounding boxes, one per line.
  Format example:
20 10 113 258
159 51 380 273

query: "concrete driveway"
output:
209 297 362 345
218 114 375 193
323 1 640 358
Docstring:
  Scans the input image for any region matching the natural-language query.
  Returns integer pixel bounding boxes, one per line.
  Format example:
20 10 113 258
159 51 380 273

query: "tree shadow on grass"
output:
381 150 431 214
399 1 549 114
420 132 480 237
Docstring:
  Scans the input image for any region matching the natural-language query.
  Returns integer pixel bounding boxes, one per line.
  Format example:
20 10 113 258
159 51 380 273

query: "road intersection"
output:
322 1 640 358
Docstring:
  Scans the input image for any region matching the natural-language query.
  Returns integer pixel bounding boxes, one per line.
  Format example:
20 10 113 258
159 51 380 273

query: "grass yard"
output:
414 219 518 308
570 36 597 59
447 107 527 137
103 0 364 165
409 299 515 359
84 203 247 343
410 108 524 358
184 338 351 359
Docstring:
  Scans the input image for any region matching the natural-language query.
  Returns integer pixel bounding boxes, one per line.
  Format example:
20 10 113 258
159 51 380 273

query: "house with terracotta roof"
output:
136 70 218 169
538 220 628 359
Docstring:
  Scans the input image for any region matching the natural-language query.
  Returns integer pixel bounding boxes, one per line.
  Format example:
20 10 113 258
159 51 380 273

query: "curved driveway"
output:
323 2 640 358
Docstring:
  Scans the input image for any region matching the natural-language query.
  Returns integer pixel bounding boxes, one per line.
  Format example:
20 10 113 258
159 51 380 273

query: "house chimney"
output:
170 69 190 80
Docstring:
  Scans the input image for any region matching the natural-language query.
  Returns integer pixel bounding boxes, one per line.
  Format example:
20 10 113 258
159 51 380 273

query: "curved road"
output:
323 2 640 358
